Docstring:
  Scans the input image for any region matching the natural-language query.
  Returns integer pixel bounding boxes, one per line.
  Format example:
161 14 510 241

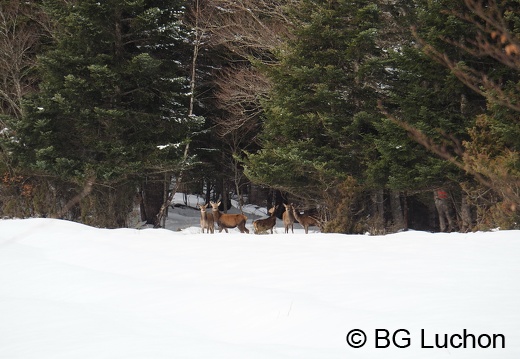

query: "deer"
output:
291 203 321 234
210 201 249 233
253 205 278 234
282 203 295 234
197 203 214 234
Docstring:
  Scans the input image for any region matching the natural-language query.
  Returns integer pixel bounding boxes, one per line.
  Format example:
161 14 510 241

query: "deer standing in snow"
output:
291 204 321 234
282 203 295 234
210 201 249 233
197 203 214 234
253 205 278 234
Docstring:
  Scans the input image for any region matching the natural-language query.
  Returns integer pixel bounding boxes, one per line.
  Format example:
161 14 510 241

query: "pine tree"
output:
12 0 194 227
381 0 520 230
246 0 383 206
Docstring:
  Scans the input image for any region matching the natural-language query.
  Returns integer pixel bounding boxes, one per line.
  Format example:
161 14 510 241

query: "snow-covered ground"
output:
1 195 519 358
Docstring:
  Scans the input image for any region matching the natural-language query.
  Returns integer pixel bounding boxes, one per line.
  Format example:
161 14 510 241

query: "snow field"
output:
1 214 519 358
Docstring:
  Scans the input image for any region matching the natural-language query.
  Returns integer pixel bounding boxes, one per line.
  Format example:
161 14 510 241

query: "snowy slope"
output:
1 204 520 358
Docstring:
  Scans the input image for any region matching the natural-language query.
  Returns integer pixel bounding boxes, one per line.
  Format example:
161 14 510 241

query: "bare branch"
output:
414 0 520 113
202 0 294 61
378 101 520 206
0 2 50 119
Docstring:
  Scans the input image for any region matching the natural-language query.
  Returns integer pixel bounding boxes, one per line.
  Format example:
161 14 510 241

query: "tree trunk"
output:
370 189 385 234
141 175 166 224
161 173 169 228
390 190 405 231
205 178 212 205
402 192 409 231
460 193 472 232
222 184 229 212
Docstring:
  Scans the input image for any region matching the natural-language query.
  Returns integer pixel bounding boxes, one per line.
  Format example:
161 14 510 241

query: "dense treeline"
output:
0 0 518 232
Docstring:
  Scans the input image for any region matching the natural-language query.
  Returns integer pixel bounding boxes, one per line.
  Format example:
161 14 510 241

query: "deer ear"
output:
217 201 221 206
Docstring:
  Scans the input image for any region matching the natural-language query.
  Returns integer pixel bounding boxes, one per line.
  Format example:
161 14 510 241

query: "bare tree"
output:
195 0 294 209
206 0 293 139
204 0 294 61
213 66 270 139
0 2 48 120
0 1 50 216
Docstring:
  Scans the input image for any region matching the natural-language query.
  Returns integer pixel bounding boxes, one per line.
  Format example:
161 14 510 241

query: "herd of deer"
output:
197 201 321 235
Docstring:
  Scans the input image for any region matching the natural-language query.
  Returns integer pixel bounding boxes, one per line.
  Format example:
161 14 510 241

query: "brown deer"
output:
197 203 214 234
210 201 249 233
253 205 278 234
291 204 321 234
282 203 295 234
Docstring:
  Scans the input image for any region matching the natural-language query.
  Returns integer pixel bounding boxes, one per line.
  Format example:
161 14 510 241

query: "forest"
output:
0 0 519 233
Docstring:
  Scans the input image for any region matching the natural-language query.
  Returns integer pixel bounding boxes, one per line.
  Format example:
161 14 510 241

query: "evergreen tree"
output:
382 0 519 230
245 0 518 232
369 0 481 231
12 0 194 227
245 0 384 221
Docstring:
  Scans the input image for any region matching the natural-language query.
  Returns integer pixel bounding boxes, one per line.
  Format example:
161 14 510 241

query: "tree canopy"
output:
1 0 518 231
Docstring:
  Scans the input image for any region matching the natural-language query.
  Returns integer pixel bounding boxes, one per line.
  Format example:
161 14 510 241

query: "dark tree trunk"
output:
370 189 385 234
205 178 212 205
390 190 406 231
222 178 229 212
460 193 472 232
402 192 409 231
140 175 166 224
